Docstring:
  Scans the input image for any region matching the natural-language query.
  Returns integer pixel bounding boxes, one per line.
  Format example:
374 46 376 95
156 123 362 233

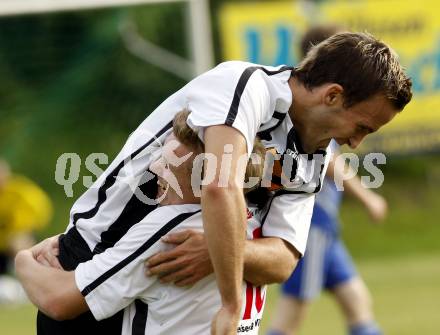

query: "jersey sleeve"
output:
261 192 315 256
74 216 167 321
185 62 273 155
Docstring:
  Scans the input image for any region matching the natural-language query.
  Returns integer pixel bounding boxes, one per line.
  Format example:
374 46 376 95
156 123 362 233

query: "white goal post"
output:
0 0 214 79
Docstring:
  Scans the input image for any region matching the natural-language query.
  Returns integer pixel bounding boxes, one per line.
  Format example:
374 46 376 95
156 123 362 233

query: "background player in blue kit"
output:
267 25 388 335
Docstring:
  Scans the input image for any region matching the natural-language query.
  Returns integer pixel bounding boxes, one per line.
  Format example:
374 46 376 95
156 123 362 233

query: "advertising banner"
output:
220 0 440 154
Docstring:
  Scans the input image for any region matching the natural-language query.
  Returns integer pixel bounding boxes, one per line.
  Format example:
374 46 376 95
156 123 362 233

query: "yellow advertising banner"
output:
220 0 440 154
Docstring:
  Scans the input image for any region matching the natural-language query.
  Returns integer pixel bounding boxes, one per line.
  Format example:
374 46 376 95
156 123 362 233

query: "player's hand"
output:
145 229 213 286
211 306 240 335
30 235 62 269
365 192 388 223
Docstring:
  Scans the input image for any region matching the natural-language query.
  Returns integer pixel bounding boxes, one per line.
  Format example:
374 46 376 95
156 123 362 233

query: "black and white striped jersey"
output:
66 61 329 257
75 204 266 335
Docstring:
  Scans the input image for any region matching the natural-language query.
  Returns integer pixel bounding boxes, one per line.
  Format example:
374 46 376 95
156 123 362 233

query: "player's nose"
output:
348 133 367 149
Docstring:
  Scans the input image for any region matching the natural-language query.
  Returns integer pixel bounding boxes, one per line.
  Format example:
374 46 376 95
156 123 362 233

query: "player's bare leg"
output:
267 295 309 335
331 276 382 335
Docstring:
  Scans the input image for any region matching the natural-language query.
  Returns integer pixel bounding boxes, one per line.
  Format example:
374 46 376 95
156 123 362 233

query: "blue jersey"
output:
281 142 358 303
311 141 343 236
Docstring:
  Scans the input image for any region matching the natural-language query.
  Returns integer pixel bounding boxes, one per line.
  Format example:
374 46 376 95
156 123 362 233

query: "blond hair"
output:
172 110 265 192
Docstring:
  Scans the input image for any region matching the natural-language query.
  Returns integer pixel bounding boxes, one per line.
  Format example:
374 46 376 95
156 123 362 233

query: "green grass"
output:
0 303 36 335
340 174 440 260
2 253 439 335
261 253 440 335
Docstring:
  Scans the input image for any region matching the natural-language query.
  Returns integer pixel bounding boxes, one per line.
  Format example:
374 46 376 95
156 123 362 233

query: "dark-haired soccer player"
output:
23 32 411 335
267 25 387 335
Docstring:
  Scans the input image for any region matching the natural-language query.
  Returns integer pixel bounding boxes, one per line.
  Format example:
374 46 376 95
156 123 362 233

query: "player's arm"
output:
329 153 388 222
148 191 312 287
16 217 165 321
15 249 88 320
202 125 248 332
243 237 299 286
146 232 298 287
73 213 176 322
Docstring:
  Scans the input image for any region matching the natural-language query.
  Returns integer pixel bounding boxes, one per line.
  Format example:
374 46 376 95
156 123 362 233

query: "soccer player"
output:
266 25 388 335
141 31 412 322
16 110 268 334
28 32 411 335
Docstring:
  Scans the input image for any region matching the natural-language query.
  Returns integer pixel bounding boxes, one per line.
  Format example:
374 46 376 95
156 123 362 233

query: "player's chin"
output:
157 196 171 206
156 188 166 203
156 186 164 198
156 184 170 205
334 138 347 146
317 138 332 149
156 178 167 196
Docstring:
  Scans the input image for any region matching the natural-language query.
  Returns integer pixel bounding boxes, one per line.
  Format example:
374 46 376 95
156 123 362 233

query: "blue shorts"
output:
282 226 356 301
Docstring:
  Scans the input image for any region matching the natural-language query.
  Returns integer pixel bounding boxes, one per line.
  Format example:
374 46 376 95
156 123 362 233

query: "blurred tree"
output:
0 4 188 182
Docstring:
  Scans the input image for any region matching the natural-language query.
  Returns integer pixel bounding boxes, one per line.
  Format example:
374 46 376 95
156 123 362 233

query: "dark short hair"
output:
300 24 344 57
295 32 412 110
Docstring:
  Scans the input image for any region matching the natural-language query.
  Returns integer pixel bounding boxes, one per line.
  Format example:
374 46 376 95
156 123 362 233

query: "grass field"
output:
260 253 440 335
1 253 439 335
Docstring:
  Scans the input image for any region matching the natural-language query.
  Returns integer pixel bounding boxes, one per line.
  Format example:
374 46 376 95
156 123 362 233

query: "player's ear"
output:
323 84 344 107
